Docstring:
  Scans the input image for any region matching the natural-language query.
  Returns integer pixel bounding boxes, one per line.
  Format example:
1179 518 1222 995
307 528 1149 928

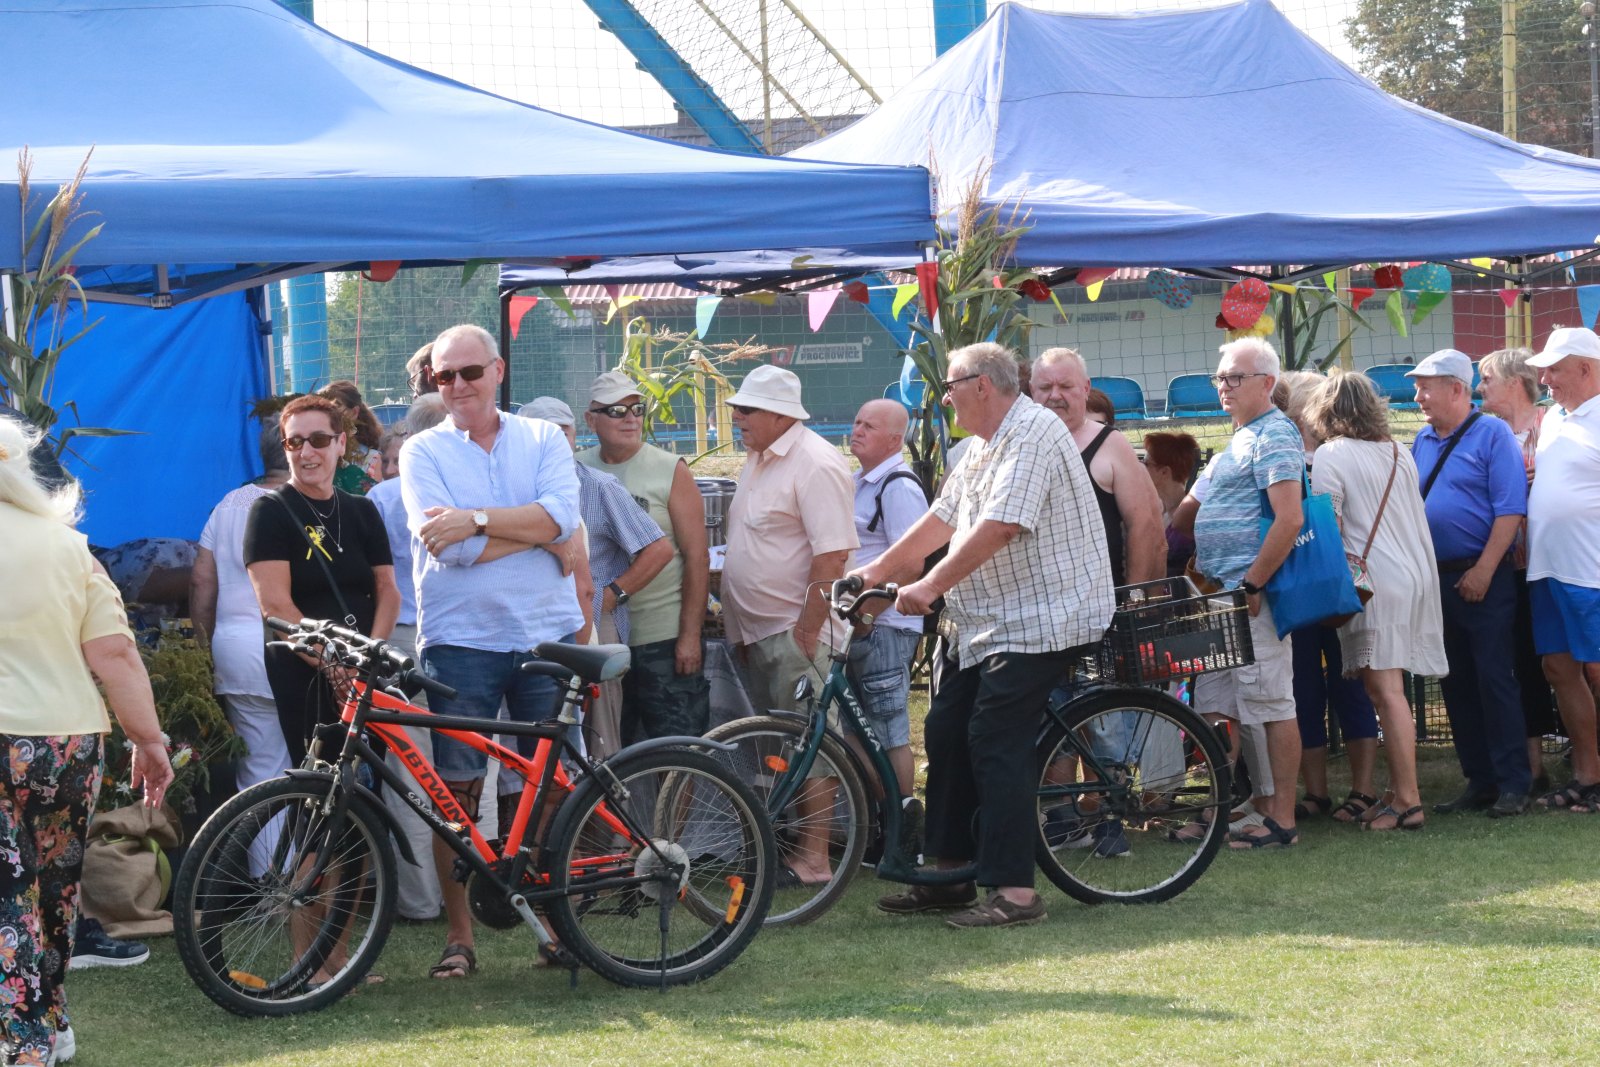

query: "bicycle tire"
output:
1034 688 1229 905
701 714 870 926
543 748 775 988
172 776 397 1016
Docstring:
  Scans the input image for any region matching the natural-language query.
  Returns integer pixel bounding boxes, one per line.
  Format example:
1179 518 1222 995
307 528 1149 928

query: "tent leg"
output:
499 290 513 411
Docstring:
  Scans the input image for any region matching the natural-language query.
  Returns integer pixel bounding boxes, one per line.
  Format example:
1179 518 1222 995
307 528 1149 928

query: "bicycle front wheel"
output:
703 714 870 926
1035 688 1229 905
544 748 774 988
172 775 396 1016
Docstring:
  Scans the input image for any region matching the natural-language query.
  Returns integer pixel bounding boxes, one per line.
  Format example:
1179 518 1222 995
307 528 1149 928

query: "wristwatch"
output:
1240 578 1262 595
607 581 630 606
472 509 489 537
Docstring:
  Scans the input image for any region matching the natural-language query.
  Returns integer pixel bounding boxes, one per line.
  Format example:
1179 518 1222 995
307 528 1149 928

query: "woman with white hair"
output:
0 414 173 1065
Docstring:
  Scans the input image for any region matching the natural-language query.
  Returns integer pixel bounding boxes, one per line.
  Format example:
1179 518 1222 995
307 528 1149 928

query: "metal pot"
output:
695 478 738 548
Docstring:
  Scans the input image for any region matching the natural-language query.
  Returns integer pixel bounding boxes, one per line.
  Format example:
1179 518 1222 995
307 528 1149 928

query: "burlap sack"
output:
80 802 183 939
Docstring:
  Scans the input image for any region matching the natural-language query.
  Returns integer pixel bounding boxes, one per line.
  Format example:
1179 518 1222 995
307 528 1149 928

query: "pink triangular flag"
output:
508 295 539 339
603 284 621 302
807 289 841 332
1498 289 1520 310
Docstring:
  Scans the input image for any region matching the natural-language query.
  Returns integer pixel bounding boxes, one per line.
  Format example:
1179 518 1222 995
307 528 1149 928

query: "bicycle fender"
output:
605 735 735 764
282 768 421 869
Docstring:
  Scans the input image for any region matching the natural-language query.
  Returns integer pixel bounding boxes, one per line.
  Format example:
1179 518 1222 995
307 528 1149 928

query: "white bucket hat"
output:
726 365 810 420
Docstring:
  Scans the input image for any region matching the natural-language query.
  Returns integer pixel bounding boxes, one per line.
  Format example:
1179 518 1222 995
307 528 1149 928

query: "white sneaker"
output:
50 1025 75 1065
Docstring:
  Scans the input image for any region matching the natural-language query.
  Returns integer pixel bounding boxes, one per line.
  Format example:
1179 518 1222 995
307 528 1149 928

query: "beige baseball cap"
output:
589 370 643 406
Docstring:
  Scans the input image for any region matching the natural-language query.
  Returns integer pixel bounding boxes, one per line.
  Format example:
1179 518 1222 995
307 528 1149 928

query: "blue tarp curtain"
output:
53 293 267 547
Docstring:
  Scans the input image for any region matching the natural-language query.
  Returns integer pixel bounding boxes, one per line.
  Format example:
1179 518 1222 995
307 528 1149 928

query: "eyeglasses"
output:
1210 372 1268 389
941 372 981 395
730 404 760 416
433 362 492 386
283 431 339 451
590 402 647 419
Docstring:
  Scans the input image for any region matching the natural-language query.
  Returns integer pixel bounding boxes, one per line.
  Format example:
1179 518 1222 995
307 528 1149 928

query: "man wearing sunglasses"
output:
577 370 713 744
398 323 582 982
721 367 858 735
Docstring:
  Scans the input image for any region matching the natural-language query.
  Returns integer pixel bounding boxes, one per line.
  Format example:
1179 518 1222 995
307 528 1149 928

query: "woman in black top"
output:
244 395 399 766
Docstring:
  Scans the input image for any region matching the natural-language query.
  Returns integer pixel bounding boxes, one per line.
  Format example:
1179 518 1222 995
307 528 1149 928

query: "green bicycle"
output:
707 576 1247 925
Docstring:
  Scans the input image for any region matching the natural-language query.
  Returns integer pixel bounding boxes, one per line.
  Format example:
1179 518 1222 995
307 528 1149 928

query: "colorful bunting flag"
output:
1085 280 1104 302
1322 272 1338 293
1411 290 1448 325
1385 290 1408 338
892 283 919 320
1497 289 1520 310
508 295 538 339
807 289 840 332
742 291 776 306
1077 267 1117 288
696 296 722 337
1269 283 1297 295
915 260 941 321
844 281 870 304
604 294 642 324
1578 285 1600 330
363 260 400 283
1348 287 1374 311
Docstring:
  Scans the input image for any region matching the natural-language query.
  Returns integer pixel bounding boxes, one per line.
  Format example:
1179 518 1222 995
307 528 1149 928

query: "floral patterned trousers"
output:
0 734 102 1067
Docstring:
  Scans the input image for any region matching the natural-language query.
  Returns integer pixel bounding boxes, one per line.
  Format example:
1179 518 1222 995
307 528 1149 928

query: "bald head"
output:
850 398 910 471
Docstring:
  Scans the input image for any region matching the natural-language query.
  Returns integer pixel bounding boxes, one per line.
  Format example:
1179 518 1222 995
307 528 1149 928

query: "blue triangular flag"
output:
695 296 722 337
1578 285 1600 330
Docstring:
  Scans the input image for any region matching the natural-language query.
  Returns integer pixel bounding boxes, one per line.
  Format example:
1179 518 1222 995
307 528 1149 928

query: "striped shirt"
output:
933 394 1114 667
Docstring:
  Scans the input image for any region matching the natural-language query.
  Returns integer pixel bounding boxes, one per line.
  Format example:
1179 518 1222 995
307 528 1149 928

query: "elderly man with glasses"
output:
398 323 581 983
1191 337 1306 849
576 370 713 744
854 342 1113 928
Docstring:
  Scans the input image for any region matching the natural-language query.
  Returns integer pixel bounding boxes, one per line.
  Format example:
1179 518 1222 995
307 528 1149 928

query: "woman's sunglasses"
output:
283 432 339 451
590 402 647 419
433 363 492 386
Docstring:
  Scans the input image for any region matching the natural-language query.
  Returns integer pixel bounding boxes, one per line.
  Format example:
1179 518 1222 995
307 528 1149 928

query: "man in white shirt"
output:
1526 327 1600 810
847 400 928 844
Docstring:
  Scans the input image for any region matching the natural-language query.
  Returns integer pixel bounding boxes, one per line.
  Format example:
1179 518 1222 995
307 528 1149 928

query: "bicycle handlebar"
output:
825 579 899 624
264 617 459 701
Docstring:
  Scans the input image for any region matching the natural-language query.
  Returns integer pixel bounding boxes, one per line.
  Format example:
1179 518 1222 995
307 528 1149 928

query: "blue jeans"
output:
846 626 921 749
420 645 560 779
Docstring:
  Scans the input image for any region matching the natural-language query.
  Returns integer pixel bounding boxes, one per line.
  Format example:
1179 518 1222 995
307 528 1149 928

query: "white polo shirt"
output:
1529 392 1600 589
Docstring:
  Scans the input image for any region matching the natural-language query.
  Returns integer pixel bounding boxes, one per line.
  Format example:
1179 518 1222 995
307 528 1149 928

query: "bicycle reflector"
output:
229 971 267 990
764 755 788 773
724 877 746 924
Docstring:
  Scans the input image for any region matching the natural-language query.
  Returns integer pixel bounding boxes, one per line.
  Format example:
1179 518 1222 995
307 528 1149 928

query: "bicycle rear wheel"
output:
172 775 396 1016
702 714 870 926
1035 688 1229 905
544 748 774 987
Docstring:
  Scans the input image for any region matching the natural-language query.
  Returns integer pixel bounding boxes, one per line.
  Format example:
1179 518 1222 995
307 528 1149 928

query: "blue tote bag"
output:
1257 474 1363 638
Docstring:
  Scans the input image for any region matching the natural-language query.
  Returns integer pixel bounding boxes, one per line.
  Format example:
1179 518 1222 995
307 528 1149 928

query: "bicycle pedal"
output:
450 856 472 884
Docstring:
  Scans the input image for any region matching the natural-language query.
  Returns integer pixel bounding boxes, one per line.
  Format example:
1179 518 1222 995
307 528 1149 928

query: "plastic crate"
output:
1091 577 1255 685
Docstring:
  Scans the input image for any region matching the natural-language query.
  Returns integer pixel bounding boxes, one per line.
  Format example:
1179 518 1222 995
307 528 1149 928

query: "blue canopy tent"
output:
789 0 1600 275
0 0 934 544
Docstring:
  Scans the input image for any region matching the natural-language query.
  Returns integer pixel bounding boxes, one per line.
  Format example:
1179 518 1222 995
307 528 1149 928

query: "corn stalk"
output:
1 148 133 458
902 177 1043 494
614 316 771 443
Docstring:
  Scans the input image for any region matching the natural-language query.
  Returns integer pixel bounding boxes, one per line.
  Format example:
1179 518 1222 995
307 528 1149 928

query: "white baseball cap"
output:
726 365 810 420
1404 349 1474 385
589 370 643 406
1529 326 1600 368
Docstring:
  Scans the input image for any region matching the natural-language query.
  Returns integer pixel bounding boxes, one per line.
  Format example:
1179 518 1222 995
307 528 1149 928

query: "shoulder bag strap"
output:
1357 441 1401 562
272 493 359 627
1419 411 1481 500
867 469 924 532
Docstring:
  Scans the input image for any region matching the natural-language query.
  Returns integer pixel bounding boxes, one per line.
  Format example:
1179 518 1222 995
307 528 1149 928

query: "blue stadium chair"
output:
1090 376 1147 421
372 402 408 428
1164 373 1225 417
1365 364 1420 410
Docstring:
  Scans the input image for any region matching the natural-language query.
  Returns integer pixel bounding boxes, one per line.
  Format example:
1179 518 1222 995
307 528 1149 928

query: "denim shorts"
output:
845 626 921 749
420 644 561 778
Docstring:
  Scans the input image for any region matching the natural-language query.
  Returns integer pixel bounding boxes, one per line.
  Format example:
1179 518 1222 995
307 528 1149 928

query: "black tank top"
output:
1080 424 1125 586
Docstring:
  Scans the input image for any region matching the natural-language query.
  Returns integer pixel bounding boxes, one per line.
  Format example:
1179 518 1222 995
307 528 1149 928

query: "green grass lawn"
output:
72 744 1600 1066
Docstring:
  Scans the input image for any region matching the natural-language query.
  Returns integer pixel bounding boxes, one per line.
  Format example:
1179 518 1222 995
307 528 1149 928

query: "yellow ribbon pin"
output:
305 525 333 561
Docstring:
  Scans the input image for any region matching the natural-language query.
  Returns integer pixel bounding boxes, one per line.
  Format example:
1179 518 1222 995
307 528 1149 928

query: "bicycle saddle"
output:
530 641 631 682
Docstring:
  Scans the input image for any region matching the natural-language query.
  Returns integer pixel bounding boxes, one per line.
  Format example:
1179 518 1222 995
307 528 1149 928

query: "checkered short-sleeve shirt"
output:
932 395 1115 666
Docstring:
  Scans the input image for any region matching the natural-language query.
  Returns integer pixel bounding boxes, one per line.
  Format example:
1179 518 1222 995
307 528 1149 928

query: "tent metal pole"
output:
499 290 513 411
